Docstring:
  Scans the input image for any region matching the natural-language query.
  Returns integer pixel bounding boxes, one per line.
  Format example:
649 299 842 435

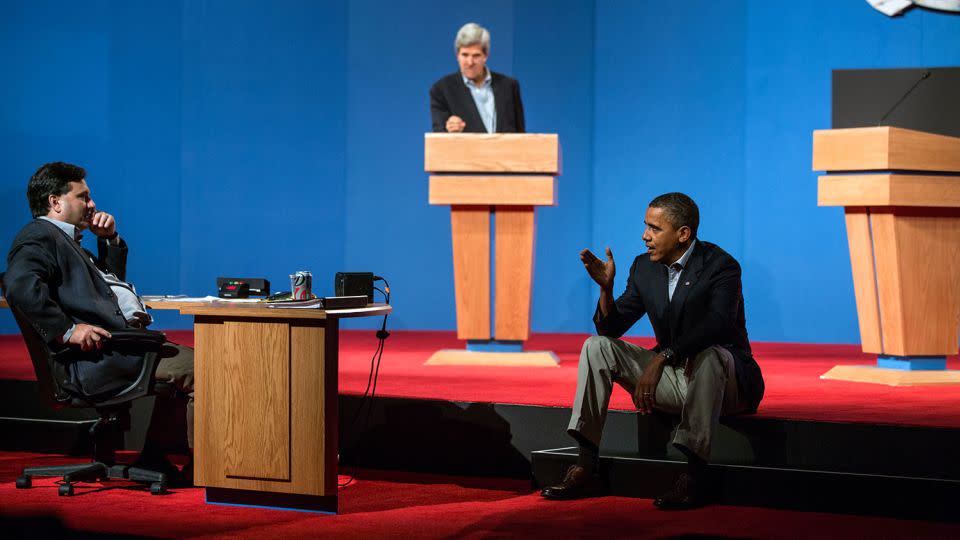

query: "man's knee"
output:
582 335 617 353
581 335 619 363
692 347 726 378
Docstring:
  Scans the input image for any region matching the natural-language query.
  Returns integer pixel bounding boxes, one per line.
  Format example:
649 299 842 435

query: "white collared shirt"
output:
462 68 496 133
667 239 697 301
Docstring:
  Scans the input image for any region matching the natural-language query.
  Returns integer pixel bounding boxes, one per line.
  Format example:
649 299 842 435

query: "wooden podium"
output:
813 126 960 385
424 133 560 366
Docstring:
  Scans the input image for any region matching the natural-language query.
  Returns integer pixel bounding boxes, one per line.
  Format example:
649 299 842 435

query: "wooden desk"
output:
3 296 390 512
178 301 389 512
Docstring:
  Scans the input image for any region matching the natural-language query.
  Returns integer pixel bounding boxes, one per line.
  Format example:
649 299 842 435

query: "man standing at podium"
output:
429 22 525 134
540 192 764 509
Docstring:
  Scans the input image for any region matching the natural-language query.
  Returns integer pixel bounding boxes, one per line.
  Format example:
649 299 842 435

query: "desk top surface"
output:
176 301 390 319
2 296 391 320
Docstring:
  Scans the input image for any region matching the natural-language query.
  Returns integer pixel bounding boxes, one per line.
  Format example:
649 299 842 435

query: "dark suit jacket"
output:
3 219 145 398
594 240 764 412
429 71 525 133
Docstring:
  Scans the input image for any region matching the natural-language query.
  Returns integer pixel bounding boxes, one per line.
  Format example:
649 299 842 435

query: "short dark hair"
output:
27 162 86 218
649 192 699 239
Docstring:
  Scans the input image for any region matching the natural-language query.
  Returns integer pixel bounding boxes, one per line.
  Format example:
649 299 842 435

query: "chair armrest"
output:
107 328 167 347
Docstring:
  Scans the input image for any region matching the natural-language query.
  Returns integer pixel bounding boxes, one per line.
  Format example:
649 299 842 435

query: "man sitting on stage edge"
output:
429 22 525 134
3 162 195 484
540 192 765 509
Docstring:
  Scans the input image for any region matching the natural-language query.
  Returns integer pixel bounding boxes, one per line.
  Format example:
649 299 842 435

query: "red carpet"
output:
3 330 960 428
2 451 959 538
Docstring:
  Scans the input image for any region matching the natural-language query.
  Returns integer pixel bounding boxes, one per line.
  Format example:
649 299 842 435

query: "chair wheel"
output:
150 482 166 495
15 476 31 489
58 483 74 496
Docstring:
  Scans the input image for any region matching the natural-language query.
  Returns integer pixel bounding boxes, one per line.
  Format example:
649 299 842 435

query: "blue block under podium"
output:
466 340 524 353
877 355 947 371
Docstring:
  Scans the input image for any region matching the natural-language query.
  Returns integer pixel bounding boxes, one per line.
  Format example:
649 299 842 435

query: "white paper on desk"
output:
265 299 324 309
142 295 260 303
142 295 218 302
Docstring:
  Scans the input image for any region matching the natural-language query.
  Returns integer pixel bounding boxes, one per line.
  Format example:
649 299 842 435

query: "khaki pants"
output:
154 344 195 449
567 335 746 461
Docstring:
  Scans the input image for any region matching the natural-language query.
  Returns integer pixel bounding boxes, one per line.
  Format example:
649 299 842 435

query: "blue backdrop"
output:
2 1 959 344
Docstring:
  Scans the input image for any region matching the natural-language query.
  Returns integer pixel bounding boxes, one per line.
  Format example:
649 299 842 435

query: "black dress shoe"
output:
653 472 706 510
540 465 602 500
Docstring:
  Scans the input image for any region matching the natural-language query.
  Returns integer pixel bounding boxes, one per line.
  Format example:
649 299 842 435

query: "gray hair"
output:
454 22 490 55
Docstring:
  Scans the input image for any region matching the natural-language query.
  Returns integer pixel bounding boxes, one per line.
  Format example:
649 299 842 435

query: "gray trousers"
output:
567 335 745 461
154 343 195 449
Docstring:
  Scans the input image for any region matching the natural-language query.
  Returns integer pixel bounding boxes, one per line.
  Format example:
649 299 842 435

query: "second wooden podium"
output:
425 133 560 365
814 126 960 385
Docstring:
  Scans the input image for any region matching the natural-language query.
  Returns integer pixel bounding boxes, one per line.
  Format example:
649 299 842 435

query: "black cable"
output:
339 275 391 488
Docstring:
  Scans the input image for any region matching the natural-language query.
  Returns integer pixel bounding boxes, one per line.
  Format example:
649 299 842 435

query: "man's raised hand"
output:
579 247 616 292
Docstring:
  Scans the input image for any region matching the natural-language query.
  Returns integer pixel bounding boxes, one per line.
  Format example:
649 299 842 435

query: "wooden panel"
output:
450 207 490 340
425 349 558 367
195 319 290 486
195 317 337 497
843 209 882 353
821 365 960 386
424 133 560 174
870 209 960 356
869 211 907 355
290 322 334 496
813 127 960 172
819 174 960 207
429 175 556 206
494 207 534 341
889 209 960 355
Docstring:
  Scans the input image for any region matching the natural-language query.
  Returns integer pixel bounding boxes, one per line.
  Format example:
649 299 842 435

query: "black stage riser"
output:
4 384 959 491
339 395 960 481
531 449 960 523
0 380 186 455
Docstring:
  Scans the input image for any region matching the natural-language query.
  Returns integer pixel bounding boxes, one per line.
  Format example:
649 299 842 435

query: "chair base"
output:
17 461 170 496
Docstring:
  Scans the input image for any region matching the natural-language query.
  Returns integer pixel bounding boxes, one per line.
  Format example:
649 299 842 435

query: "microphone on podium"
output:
876 70 931 126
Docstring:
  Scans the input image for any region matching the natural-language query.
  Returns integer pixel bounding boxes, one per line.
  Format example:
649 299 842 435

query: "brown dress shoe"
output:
540 465 602 500
653 472 706 510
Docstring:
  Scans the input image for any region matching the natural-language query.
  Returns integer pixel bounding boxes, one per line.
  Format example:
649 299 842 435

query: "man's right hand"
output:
580 247 616 292
445 115 466 132
68 324 112 352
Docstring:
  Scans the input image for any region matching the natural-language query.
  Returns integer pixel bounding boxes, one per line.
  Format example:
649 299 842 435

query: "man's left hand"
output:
633 354 666 414
88 211 116 239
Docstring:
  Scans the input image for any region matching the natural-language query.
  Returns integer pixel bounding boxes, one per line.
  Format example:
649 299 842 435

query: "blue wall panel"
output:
178 0 348 320
2 1 960 344
593 1 748 338
741 0 958 343
340 0 515 331
513 0 596 334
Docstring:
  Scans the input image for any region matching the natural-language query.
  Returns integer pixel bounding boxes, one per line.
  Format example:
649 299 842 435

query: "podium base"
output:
821 365 960 386
425 350 559 367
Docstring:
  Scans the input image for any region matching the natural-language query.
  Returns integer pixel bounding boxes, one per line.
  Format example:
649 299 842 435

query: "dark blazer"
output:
429 71 525 133
594 240 764 412
3 219 145 398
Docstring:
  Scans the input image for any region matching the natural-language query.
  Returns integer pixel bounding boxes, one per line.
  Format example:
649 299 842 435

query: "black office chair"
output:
8 303 175 496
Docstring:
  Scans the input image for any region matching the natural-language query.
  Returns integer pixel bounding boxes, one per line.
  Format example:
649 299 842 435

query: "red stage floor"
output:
3 451 959 538
2 330 960 429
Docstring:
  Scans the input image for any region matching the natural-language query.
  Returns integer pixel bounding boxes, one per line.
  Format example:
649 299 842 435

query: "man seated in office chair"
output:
3 161 194 484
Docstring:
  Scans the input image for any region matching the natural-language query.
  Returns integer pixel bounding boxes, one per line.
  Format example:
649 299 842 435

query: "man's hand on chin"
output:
88 211 116 239
68 324 112 352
